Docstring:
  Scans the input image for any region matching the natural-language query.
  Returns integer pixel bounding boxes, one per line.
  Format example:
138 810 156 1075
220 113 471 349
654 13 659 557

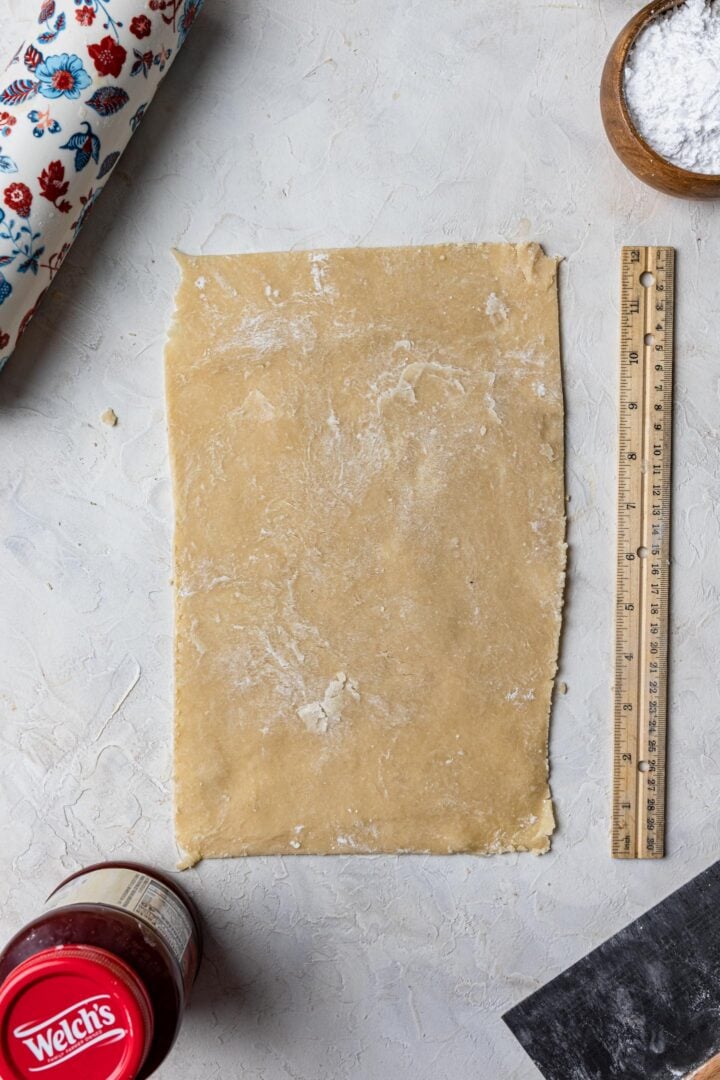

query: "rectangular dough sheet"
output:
166 243 565 860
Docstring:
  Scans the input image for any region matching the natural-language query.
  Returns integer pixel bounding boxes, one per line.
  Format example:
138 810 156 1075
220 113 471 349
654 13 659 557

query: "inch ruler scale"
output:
612 246 675 859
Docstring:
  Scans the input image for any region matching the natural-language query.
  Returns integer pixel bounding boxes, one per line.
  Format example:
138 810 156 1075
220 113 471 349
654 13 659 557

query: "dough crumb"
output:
557 681 568 695
101 408 118 427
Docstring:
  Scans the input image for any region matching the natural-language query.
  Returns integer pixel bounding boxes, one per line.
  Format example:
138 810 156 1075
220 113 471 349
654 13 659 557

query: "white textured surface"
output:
0 2 719 1077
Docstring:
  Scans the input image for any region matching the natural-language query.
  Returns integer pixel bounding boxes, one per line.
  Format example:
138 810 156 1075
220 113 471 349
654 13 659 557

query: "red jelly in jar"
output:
0 863 202 1080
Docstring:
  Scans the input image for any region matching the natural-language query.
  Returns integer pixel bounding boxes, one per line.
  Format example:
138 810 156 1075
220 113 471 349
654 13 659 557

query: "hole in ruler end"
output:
638 760 651 773
644 333 654 346
640 271 654 287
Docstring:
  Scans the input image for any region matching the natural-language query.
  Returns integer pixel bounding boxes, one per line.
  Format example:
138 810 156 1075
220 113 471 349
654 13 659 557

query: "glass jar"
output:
0 862 202 1079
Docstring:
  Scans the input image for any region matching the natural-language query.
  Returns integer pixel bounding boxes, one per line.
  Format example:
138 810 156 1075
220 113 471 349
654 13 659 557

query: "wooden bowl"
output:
600 0 720 199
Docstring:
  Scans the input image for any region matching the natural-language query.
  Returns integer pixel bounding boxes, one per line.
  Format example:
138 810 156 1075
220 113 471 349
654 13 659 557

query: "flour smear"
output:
624 0 720 174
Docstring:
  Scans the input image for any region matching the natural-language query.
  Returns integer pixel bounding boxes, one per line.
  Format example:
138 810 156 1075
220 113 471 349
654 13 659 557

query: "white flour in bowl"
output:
624 0 720 174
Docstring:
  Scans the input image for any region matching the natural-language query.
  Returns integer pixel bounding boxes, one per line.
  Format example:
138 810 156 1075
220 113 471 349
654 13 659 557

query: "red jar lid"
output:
0 946 153 1080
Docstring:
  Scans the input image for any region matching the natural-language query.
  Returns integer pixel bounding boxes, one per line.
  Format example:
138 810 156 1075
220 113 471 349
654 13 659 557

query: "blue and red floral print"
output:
35 53 92 99
0 0 204 370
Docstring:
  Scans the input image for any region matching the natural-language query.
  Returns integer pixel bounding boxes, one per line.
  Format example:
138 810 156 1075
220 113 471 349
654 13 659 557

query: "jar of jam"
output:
0 862 202 1080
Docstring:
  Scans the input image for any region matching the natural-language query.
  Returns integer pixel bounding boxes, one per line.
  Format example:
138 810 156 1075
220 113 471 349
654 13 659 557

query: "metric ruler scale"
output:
612 246 675 859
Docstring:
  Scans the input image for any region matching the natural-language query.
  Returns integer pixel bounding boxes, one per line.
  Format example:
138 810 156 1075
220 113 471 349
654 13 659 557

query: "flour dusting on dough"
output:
506 687 536 703
236 389 276 423
373 359 468 411
486 292 509 320
310 252 338 298
298 672 361 734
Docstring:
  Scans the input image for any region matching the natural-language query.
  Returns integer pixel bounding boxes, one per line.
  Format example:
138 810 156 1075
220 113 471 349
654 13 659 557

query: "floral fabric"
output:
0 0 204 371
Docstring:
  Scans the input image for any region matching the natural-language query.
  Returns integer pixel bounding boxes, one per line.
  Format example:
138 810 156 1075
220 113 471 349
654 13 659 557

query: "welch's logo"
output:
12 995 126 1072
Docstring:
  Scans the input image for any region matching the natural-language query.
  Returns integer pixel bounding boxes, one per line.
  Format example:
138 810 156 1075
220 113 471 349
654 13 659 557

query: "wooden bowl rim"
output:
615 0 720 186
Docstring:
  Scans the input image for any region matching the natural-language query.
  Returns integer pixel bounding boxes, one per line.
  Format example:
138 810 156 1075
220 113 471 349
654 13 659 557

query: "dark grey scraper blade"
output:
503 860 720 1080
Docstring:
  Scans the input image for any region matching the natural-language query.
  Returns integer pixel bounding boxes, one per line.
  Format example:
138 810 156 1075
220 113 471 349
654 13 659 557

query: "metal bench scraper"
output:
504 859 720 1080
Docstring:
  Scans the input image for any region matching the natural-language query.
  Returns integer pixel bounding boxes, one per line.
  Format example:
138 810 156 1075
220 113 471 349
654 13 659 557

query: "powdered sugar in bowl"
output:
601 0 720 199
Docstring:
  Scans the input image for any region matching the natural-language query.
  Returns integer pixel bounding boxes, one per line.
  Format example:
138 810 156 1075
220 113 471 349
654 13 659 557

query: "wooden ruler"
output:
612 246 675 859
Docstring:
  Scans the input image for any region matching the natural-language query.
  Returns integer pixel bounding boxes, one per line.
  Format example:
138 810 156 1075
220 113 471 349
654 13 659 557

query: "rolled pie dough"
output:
165 243 565 860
